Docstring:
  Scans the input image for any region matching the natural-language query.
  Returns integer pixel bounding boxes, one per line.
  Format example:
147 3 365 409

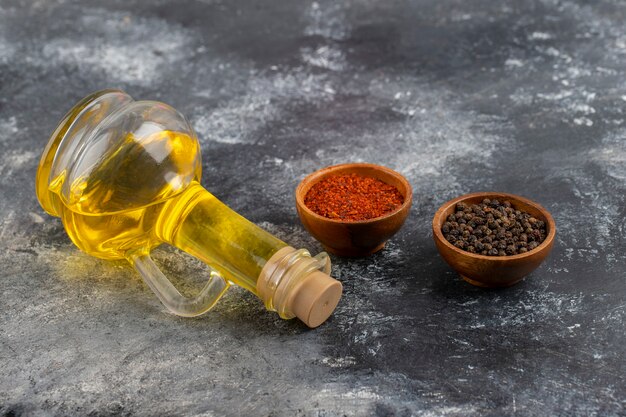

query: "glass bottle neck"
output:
156 182 288 294
154 182 342 327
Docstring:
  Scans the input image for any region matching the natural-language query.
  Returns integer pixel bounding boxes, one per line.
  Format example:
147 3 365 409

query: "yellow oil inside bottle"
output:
46 130 287 295
36 89 342 326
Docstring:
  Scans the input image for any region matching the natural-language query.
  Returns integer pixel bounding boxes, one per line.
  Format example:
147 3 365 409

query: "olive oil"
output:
48 130 286 293
36 90 342 326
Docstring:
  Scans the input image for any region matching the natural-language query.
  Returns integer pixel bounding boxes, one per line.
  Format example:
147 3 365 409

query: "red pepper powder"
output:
304 173 404 221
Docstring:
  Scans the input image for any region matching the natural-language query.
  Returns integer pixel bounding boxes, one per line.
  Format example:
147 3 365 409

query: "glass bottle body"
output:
35 90 341 327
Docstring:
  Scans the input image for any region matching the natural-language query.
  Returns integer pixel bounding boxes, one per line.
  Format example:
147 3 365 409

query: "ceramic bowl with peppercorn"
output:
296 163 412 257
432 192 556 288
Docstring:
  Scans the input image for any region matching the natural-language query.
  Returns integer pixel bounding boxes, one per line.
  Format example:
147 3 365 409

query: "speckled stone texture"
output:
1 0 625 415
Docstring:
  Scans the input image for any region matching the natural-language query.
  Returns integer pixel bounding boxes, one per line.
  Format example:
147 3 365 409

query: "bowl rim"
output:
295 162 413 225
432 192 556 261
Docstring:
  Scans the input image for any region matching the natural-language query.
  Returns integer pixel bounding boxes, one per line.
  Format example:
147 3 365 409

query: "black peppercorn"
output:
441 198 547 257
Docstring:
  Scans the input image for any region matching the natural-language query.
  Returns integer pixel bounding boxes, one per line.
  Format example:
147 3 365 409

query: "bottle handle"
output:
128 251 229 317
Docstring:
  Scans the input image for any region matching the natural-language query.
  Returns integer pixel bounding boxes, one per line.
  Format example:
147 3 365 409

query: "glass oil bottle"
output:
35 90 342 327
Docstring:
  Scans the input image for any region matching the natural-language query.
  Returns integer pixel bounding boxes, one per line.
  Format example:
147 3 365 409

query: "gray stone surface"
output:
1 0 625 415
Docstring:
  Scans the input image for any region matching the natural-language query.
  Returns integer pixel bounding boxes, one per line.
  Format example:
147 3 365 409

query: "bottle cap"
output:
287 270 342 328
257 246 343 328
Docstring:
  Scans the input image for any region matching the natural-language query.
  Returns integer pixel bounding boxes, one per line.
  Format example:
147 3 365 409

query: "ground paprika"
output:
304 173 404 221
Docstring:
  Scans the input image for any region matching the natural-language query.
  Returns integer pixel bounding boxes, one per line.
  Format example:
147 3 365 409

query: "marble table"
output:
0 0 624 415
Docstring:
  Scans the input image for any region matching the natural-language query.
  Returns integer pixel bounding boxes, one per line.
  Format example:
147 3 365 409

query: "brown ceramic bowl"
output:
432 192 556 288
296 163 412 257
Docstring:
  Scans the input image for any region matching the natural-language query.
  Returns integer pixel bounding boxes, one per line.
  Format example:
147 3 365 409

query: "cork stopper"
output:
257 246 343 328
287 271 342 328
